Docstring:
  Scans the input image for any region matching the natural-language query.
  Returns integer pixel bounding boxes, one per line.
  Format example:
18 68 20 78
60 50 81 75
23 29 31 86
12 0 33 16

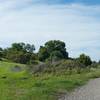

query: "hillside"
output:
0 61 100 100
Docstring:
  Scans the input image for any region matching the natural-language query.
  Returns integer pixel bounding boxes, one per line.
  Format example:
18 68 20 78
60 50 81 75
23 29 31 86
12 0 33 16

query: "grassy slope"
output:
0 61 100 100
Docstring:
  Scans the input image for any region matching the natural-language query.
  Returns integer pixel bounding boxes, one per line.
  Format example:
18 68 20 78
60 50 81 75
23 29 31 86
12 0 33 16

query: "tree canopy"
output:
0 40 94 66
38 40 68 61
78 54 92 66
3 43 36 64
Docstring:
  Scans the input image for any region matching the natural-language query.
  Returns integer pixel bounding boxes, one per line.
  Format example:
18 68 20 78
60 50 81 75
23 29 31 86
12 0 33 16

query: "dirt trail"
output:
59 78 100 100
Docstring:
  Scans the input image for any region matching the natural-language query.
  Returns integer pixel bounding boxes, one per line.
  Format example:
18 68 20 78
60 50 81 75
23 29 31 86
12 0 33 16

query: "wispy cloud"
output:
0 1 100 60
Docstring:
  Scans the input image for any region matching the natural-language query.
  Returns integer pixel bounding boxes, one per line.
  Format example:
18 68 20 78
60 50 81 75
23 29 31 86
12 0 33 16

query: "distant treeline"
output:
0 40 96 67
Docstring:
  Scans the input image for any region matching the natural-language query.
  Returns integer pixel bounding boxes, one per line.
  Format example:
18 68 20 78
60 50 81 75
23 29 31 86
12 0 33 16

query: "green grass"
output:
0 61 100 100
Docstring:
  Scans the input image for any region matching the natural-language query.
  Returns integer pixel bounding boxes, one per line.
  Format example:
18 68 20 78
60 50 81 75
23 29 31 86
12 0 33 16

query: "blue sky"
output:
43 0 100 5
0 0 100 60
31 0 100 5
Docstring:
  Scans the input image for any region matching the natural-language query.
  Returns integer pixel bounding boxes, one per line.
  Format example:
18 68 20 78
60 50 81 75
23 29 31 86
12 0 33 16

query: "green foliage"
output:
0 61 100 100
45 40 68 59
29 59 86 75
3 43 36 64
0 47 3 60
24 43 35 53
49 51 64 63
38 40 68 61
0 40 99 100
38 46 49 61
77 54 92 66
11 42 35 53
0 40 95 69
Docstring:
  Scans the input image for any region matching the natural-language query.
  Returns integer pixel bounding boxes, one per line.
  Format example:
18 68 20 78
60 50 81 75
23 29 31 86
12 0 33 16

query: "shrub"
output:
77 54 92 66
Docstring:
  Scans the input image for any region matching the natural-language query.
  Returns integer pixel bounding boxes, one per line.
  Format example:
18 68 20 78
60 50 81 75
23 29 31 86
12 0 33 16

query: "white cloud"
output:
0 2 100 60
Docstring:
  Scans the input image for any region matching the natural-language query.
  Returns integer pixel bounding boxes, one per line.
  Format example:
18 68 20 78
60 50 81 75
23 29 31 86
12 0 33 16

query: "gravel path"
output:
59 78 100 100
